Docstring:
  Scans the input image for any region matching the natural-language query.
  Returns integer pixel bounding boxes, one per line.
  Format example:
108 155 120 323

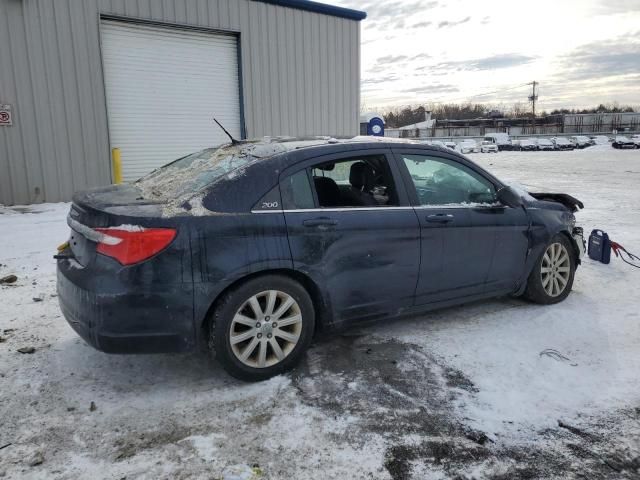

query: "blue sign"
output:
367 116 384 136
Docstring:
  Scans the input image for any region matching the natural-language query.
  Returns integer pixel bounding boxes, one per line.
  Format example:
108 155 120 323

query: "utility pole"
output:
528 81 538 134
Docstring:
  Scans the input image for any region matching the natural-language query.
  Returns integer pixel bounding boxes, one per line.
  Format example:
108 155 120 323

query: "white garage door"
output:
100 21 241 181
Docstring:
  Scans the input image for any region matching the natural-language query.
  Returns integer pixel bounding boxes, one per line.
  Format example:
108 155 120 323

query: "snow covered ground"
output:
1 145 639 479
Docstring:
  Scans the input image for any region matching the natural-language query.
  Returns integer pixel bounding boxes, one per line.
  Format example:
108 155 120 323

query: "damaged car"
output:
56 137 585 381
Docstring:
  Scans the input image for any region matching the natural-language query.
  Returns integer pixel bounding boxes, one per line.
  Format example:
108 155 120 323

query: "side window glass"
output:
253 184 281 211
401 154 496 206
309 154 399 208
281 170 314 209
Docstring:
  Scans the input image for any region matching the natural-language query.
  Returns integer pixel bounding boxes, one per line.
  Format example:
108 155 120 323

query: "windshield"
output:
135 142 285 200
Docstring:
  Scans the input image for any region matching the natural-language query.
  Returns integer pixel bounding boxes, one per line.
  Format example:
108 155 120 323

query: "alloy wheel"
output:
229 290 303 368
540 243 571 297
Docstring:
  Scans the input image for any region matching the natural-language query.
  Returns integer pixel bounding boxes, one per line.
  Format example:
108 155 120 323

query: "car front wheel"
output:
524 235 576 304
210 275 315 381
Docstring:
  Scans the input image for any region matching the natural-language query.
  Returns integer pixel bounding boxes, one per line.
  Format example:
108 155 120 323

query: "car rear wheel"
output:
210 275 315 381
524 234 576 304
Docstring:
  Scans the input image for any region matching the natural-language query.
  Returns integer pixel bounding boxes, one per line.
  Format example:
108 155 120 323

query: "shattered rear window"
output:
135 142 286 200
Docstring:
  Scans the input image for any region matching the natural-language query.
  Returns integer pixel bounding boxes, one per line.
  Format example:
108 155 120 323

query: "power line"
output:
461 82 532 100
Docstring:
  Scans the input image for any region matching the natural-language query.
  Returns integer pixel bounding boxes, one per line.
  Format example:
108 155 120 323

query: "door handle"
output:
302 218 338 227
426 214 454 224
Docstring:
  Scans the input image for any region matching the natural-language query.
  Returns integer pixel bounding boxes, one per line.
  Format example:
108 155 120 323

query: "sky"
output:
330 0 640 112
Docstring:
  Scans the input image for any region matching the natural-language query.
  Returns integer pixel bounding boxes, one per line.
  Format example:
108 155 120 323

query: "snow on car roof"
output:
136 136 437 203
224 135 429 155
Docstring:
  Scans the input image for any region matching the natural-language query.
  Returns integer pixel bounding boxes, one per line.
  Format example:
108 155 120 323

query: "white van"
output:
483 133 511 151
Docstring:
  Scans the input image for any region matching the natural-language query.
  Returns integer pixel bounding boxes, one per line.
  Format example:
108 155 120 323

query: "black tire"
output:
210 274 315 381
524 234 576 305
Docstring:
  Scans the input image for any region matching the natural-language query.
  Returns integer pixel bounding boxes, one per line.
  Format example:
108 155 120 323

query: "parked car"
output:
480 140 499 153
552 137 574 150
483 133 511 151
570 136 591 149
536 138 555 151
506 140 521 151
591 135 610 145
56 137 585 381
444 141 457 149
518 139 537 151
612 136 636 149
631 135 640 148
456 139 480 154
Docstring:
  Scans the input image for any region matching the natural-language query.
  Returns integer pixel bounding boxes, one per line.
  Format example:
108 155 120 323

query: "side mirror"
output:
496 186 523 208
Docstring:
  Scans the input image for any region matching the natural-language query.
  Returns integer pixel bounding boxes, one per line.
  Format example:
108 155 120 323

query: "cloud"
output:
375 55 409 65
432 53 537 72
471 53 537 70
356 0 439 19
354 0 439 32
363 74 401 85
535 72 640 110
592 0 640 15
411 21 432 28
555 33 640 82
437 16 470 29
402 84 460 94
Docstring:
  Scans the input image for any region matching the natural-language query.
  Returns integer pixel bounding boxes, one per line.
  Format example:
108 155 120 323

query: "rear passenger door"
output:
279 149 421 325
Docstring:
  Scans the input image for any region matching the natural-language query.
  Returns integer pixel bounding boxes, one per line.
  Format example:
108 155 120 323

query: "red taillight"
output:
94 227 177 265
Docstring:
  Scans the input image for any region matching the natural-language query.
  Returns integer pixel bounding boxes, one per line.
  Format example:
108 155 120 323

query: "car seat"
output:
341 162 377 206
313 176 342 207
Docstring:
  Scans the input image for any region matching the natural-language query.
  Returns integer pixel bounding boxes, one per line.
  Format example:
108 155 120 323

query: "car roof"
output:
234 135 426 150
210 135 454 165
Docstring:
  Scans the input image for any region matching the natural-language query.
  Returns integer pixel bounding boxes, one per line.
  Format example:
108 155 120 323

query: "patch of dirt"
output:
385 440 492 479
291 334 640 479
293 335 477 438
113 423 192 460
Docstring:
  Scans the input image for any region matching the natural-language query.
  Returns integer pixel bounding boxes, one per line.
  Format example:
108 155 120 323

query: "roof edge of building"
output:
253 0 367 20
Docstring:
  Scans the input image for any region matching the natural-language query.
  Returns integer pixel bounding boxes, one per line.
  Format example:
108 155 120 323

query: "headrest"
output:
349 161 374 190
316 163 335 171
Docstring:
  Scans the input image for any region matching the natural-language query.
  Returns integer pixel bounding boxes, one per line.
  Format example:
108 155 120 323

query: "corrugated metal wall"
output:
0 0 361 205
563 113 640 133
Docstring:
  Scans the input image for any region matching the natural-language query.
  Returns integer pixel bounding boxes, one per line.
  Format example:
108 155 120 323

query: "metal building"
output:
562 112 640 134
0 0 365 205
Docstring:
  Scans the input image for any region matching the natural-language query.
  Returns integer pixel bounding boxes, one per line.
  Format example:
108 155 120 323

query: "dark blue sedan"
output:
57 137 584 381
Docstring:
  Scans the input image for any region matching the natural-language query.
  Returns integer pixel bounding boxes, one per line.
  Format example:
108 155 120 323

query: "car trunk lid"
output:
66 184 166 266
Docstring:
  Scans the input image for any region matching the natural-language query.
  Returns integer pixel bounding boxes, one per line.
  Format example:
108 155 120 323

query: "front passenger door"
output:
395 150 511 304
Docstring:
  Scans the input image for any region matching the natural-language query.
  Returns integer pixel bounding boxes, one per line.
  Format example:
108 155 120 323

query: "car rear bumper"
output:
57 258 196 354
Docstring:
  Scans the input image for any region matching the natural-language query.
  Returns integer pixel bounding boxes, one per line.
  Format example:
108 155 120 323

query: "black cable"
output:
619 253 640 269
612 244 640 269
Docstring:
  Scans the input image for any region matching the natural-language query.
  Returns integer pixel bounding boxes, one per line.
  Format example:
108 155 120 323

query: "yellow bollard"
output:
111 147 123 184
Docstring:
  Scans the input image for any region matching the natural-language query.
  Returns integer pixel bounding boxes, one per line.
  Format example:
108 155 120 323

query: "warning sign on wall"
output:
0 104 12 126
